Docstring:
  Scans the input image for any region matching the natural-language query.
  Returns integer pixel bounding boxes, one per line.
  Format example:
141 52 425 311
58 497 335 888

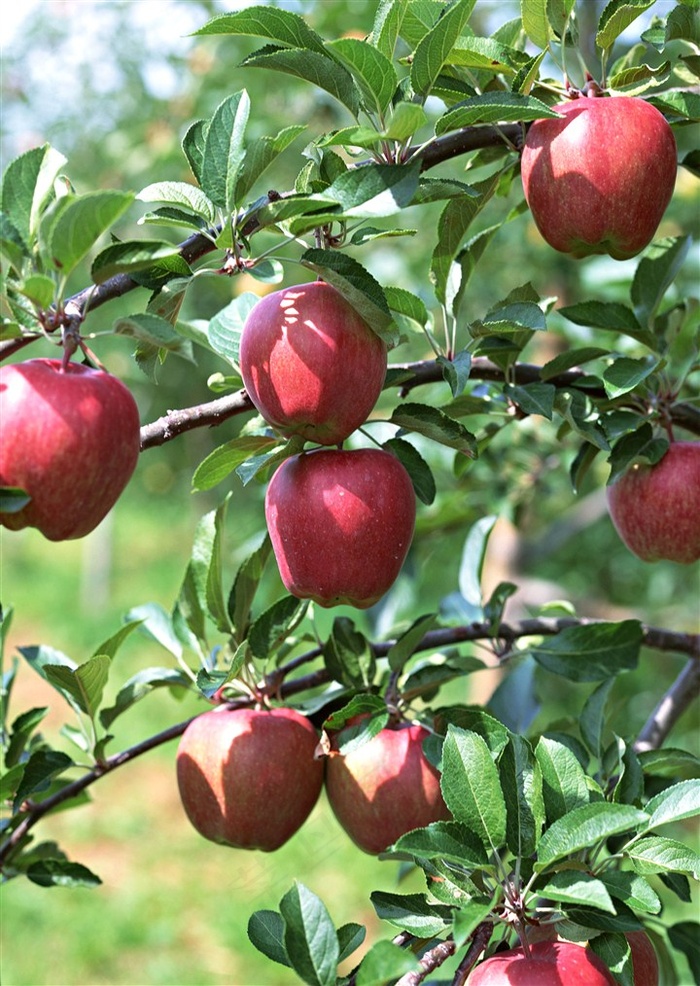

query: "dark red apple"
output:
176 706 324 851
264 447 416 609
324 719 450 854
467 941 614 985
0 358 140 541
239 280 387 445
606 441 700 564
521 95 676 259
626 930 659 986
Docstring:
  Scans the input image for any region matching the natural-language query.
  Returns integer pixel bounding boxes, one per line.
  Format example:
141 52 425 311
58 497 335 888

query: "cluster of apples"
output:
239 279 417 609
176 706 448 855
0 358 140 540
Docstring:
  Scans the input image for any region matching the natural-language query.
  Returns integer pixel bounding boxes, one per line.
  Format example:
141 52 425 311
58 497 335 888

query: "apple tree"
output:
1 1 699 984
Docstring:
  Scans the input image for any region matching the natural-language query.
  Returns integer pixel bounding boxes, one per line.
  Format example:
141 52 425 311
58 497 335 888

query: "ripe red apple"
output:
606 441 700 564
626 930 659 986
176 706 324 851
324 719 450 854
239 280 387 446
264 447 416 609
0 358 140 541
467 941 614 985
521 95 676 259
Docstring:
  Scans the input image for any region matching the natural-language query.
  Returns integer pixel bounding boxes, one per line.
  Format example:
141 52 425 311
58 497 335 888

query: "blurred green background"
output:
1 2 698 984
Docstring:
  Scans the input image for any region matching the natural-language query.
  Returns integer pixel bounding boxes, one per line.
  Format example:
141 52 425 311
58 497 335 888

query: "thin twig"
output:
634 657 700 753
452 922 495 986
395 937 457 986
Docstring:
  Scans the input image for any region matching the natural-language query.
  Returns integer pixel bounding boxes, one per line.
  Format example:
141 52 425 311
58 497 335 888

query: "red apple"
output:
521 95 676 259
324 719 450 854
626 930 659 986
467 941 614 985
606 441 700 564
239 280 387 445
264 447 416 609
176 706 324 851
0 358 140 541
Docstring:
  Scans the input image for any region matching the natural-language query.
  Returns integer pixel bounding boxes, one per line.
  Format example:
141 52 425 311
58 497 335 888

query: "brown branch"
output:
395 937 457 986
633 658 700 753
139 390 253 449
452 922 495 986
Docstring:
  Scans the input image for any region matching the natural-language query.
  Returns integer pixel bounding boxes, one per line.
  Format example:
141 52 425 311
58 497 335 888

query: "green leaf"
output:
603 356 660 399
627 835 700 878
540 346 608 379
390 402 477 457
411 0 477 97
599 870 661 914
458 515 498 612
235 125 306 202
668 922 700 981
521 0 554 48
0 487 31 513
356 940 418 986
1 144 66 248
580 678 616 761
370 891 453 936
14 750 73 806
441 725 507 852
192 436 281 492
248 596 308 661
200 90 250 213
42 190 133 277
538 870 617 913
300 248 396 346
208 291 259 364
500 734 545 858
438 350 472 398
557 300 651 347
386 613 437 673
337 923 366 964
383 101 428 140
588 933 635 986
644 779 700 830
125 603 183 659
528 620 642 682
596 0 656 53
326 38 397 115
436 92 559 134
392 820 489 867
369 0 406 60
279 882 339 986
535 802 650 872
607 424 667 485
535 736 591 824
382 438 436 506
99 667 192 729
504 382 555 419
91 240 181 283
44 655 110 720
136 181 217 224
247 909 291 968
242 46 360 119
322 618 375 692
16 274 56 309
26 858 102 889
631 236 691 326
194 6 328 55
228 536 272 642
4 707 49 768
113 313 193 356
311 160 422 221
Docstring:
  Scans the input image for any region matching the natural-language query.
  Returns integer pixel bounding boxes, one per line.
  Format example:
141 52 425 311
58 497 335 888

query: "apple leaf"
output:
504 382 556 419
234 124 306 203
336 923 366 964
13 749 73 808
113 313 194 356
99 668 192 730
499 733 545 858
192 436 281 492
200 90 250 213
588 933 635 986
441 725 508 852
4 707 49 769
540 346 608 379
26 858 102 889
124 603 183 660
370 891 454 936
638 748 700 779
410 0 477 98
631 236 692 327
390 403 477 457
527 620 643 682
0 487 31 514
1 143 66 249
534 802 650 873
227 536 273 642
248 596 308 661
326 38 397 115
194 6 328 54
355 940 418 986
580 678 616 762
644 780 700 830
136 180 217 224
557 300 652 347
438 351 472 398
458 514 498 615
566 902 643 933
247 909 292 968
322 617 376 692
207 291 259 365
279 882 339 986
386 613 438 673
91 239 181 284
42 190 134 277
603 356 661 399
606 424 668 484
382 438 436 506
16 273 55 309
538 871 617 914
668 922 700 982
300 248 396 345
44 655 111 721
520 0 554 49
596 0 656 54
305 160 422 223
392 820 490 867
535 735 591 824
241 46 360 120
436 92 559 134
600 870 662 914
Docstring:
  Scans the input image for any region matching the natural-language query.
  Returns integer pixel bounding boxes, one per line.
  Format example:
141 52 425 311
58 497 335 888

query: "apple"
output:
467 941 615 985
606 441 700 564
521 95 676 259
0 358 140 541
265 447 416 609
239 280 387 446
324 719 450 854
626 930 659 986
176 705 324 851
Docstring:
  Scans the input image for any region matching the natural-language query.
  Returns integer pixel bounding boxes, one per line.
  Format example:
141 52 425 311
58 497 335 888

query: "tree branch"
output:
452 922 495 986
633 658 700 753
395 937 457 986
